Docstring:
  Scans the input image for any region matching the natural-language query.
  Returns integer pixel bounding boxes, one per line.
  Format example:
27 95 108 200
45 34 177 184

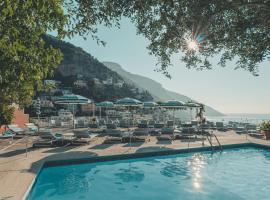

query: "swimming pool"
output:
28 147 270 200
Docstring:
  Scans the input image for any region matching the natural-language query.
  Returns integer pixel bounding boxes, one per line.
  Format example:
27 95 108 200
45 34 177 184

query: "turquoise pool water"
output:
28 148 270 200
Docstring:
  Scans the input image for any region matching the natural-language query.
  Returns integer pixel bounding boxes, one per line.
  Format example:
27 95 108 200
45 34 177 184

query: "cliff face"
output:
103 62 224 116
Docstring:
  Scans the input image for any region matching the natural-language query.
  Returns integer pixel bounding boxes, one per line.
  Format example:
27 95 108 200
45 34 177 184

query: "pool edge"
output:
24 142 270 200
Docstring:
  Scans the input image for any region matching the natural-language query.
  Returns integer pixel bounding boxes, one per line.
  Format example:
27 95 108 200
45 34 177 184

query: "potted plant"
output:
260 120 270 140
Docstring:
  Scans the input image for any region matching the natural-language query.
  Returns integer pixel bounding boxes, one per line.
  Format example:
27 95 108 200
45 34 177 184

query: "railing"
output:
205 131 222 151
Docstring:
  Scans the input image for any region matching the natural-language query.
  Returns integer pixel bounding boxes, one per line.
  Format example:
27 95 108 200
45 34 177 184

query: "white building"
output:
74 80 88 88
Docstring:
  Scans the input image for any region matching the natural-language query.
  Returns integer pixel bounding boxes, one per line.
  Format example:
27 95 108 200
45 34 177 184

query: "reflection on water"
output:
160 160 190 179
114 165 145 183
188 153 206 190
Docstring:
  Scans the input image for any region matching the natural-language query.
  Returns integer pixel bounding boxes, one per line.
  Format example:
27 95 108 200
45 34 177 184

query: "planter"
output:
263 130 270 140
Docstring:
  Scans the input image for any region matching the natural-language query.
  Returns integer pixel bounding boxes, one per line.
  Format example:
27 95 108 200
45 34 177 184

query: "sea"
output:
207 114 270 125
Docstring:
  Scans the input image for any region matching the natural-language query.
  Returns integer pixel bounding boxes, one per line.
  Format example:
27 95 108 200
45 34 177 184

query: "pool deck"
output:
0 130 269 200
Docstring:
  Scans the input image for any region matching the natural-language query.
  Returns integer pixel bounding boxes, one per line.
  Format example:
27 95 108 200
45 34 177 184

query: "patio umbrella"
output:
96 101 114 123
185 101 201 121
116 97 142 106
55 94 92 129
160 100 186 126
143 101 157 109
116 97 142 147
116 98 142 126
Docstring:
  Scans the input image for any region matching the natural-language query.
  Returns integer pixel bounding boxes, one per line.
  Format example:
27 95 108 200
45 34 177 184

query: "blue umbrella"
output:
116 97 142 106
160 100 186 109
96 101 114 108
55 94 92 129
143 102 157 108
96 101 114 122
185 101 203 121
160 100 186 126
55 94 91 105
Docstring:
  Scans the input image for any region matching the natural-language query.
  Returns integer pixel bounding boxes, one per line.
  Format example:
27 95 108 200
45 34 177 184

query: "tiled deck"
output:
0 130 269 200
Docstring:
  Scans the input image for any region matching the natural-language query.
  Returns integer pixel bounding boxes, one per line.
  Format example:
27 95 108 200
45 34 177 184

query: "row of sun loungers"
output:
32 130 98 147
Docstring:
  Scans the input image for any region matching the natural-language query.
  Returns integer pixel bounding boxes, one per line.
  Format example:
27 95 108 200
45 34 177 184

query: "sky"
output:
64 18 270 114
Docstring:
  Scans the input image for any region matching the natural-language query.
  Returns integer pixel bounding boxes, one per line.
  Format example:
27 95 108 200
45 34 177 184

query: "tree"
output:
68 0 269 77
0 1 65 125
1 0 269 125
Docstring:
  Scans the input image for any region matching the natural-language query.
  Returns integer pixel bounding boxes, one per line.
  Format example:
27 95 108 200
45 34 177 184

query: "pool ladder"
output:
206 132 222 151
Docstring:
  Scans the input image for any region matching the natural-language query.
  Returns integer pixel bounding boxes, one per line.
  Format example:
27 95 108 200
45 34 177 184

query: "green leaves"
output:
65 0 269 76
0 1 65 125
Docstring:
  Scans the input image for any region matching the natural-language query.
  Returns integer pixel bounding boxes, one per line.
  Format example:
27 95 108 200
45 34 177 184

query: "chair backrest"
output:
181 127 196 134
161 127 174 135
8 124 24 133
106 123 117 129
138 123 148 128
105 129 122 137
166 120 174 127
89 123 99 128
40 132 55 139
74 130 91 138
154 123 165 128
133 128 149 136
25 123 38 131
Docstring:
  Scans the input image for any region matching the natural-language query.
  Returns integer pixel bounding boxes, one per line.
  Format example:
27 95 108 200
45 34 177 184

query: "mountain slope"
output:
103 62 224 116
43 35 153 102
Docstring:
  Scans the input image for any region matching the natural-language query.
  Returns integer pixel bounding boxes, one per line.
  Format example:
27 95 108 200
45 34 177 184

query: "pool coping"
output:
24 142 270 200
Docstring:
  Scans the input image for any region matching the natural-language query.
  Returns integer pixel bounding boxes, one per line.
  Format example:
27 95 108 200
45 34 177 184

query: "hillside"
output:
43 35 153 102
103 62 224 116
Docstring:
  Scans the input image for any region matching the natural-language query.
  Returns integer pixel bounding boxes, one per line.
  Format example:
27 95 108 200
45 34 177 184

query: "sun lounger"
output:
121 131 145 143
149 129 160 136
0 130 15 139
72 131 97 145
248 132 264 139
132 128 149 142
32 132 63 147
89 123 99 128
24 123 39 135
8 124 25 134
166 120 174 128
138 120 148 128
157 127 175 140
103 129 123 144
154 123 165 128
106 123 117 129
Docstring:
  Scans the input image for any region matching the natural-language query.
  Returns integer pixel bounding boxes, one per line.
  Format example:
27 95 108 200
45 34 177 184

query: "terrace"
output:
0 130 269 200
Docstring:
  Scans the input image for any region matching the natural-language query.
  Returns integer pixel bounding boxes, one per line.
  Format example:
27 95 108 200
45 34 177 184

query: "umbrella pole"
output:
129 107 131 149
190 108 192 122
106 107 108 124
100 107 101 121
173 109 175 128
73 104 75 129
92 104 95 118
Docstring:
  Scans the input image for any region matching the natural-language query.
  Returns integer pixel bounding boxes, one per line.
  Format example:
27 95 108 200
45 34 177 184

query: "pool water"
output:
28 148 270 200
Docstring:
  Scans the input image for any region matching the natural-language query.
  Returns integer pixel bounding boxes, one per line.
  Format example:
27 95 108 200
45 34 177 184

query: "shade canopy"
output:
185 101 201 108
116 97 142 106
143 102 157 108
96 101 114 107
55 94 91 105
160 100 186 109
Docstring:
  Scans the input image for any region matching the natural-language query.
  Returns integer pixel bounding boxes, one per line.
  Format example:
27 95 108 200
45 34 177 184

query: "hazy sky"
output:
64 18 270 114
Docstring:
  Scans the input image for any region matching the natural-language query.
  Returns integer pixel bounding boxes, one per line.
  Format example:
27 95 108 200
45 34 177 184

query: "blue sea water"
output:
28 148 270 200
208 113 270 125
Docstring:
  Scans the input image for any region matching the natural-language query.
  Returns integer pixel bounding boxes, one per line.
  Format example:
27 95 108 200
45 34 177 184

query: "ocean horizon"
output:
208 113 270 125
